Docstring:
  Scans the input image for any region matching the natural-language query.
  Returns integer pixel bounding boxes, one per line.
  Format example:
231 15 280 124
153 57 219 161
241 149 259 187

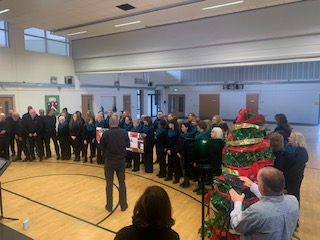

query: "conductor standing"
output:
100 114 130 212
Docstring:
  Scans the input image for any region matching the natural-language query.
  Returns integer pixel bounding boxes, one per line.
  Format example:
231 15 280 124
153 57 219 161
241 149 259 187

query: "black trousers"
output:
144 143 154 173
286 176 304 205
83 138 95 158
96 143 104 164
132 152 140 171
17 137 30 158
0 138 9 160
28 135 44 158
104 160 127 210
71 137 81 160
8 135 15 155
44 133 60 157
126 151 132 164
157 146 167 177
59 136 71 160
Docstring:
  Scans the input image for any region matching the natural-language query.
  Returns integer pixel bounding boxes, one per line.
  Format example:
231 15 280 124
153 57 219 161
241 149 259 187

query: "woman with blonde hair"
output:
283 131 308 205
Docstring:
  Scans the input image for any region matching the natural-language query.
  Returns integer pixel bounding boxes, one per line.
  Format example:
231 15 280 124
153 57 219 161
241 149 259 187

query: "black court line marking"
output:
2 174 120 232
28 161 203 203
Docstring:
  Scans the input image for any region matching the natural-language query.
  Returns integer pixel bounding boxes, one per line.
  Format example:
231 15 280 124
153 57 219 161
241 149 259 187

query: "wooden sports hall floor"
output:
0 123 319 240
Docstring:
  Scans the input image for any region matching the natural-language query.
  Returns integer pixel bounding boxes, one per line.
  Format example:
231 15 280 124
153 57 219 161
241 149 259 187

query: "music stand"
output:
0 157 18 221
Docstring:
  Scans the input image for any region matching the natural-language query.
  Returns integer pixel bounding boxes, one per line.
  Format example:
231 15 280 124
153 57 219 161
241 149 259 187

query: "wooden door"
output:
246 94 259 114
123 95 131 115
168 94 185 118
199 94 220 119
0 96 14 117
81 95 93 117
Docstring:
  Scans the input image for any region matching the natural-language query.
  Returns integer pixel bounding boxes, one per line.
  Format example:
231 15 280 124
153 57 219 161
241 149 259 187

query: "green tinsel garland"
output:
231 128 266 141
222 148 274 167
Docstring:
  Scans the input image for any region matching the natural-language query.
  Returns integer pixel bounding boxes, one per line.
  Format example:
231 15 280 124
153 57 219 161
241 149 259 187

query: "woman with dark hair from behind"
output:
142 116 155 173
115 185 180 240
274 113 292 143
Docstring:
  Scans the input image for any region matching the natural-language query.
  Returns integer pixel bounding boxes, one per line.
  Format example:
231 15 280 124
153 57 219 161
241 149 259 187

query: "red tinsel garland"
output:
223 139 270 153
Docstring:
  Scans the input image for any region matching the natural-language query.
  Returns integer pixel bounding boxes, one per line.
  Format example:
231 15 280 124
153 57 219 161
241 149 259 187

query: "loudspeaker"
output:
148 81 153 87
64 76 74 84
50 76 58 84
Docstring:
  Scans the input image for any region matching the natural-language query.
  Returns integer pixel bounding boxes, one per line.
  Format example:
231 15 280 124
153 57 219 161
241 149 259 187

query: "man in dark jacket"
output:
43 108 60 159
0 113 10 160
6 109 16 156
100 114 130 212
25 109 44 161
12 112 30 161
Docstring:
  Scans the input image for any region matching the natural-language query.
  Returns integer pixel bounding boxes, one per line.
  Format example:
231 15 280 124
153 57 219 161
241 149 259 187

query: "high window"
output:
0 21 9 47
24 27 70 56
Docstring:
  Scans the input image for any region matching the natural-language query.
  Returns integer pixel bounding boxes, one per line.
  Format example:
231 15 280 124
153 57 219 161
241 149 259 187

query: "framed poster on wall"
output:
45 95 60 116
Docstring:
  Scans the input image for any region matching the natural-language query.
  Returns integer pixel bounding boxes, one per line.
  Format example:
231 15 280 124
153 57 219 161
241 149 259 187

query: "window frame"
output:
24 27 70 56
0 21 10 48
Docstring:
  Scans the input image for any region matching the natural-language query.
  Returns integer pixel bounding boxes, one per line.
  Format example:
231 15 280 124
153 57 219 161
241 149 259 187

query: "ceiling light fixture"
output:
0 9 10 15
67 31 87 36
114 21 141 28
202 1 244 10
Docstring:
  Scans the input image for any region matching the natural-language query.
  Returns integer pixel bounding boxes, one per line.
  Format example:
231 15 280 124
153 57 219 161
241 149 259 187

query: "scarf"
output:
284 145 300 154
58 120 67 129
86 124 95 132
168 128 177 138
156 126 165 136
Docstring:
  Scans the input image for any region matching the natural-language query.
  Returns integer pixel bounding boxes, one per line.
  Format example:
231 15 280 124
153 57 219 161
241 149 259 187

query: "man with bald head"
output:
100 114 130 212
0 113 10 159
229 167 299 240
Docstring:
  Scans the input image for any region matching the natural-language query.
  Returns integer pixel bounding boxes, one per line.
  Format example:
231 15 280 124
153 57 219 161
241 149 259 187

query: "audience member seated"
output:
115 185 180 240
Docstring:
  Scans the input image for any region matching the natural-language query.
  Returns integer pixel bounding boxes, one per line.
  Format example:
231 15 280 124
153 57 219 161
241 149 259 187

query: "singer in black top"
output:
43 108 60 160
100 114 130 212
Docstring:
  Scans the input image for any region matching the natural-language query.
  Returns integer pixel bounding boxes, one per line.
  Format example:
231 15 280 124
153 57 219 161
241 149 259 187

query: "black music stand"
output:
0 157 18 221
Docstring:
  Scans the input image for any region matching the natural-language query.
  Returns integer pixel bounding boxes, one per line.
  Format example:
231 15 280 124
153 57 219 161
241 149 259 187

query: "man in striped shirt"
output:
229 167 299 240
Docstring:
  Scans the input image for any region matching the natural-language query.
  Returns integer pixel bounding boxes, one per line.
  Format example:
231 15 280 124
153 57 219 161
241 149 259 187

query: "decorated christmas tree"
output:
201 109 274 240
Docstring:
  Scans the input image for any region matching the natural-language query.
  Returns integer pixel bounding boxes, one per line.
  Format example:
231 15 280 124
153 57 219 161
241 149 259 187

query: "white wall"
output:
72 1 320 73
163 83 320 124
0 24 75 84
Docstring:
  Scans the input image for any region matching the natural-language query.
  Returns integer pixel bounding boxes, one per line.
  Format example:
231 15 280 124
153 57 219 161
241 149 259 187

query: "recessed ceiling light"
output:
116 3 136 11
67 31 87 36
202 1 244 10
0 9 10 15
115 21 141 28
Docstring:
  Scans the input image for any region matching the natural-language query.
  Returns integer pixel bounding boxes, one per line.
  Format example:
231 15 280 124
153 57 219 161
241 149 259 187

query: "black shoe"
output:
90 157 93 163
193 185 201 192
156 173 161 177
56 155 61 160
105 205 112 212
173 179 180 184
45 155 51 159
165 177 172 181
197 189 208 195
125 163 132 168
31 156 36 160
83 157 88 163
158 175 166 178
121 204 128 211
40 157 43 161
13 156 22 161
132 169 139 172
180 181 190 188
11 153 16 157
